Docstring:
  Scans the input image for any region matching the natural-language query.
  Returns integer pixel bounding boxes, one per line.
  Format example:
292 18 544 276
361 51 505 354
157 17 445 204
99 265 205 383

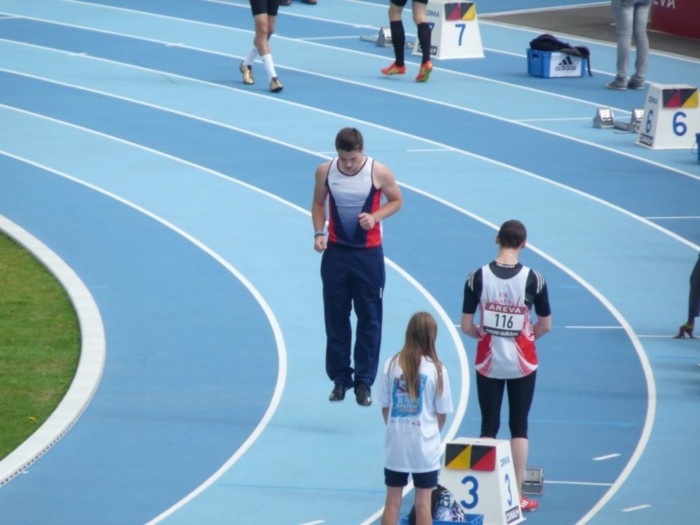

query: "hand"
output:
358 212 377 231
314 235 327 252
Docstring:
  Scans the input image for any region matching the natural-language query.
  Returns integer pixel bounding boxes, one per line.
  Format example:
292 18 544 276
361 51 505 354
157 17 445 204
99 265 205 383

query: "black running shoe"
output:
355 383 371 407
329 383 347 402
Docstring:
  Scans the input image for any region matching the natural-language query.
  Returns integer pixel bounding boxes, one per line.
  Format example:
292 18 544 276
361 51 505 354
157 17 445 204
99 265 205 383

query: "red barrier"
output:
650 0 700 40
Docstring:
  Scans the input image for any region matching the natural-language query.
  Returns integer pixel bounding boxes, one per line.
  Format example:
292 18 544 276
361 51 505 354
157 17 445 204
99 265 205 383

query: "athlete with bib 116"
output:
460 219 552 513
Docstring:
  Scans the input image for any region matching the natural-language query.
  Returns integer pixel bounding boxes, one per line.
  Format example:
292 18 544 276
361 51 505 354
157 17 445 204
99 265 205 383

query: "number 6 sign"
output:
637 84 700 149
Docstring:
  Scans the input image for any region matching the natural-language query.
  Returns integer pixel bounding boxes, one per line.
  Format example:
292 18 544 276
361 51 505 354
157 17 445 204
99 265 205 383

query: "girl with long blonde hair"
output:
378 312 453 525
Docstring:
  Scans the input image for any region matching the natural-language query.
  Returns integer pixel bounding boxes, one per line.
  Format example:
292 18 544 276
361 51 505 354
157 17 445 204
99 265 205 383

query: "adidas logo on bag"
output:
556 55 577 72
530 33 592 76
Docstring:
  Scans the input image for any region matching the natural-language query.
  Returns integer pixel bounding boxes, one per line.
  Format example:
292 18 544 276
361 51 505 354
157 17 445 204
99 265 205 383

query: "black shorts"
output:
250 0 279 17
391 0 428 7
384 468 439 489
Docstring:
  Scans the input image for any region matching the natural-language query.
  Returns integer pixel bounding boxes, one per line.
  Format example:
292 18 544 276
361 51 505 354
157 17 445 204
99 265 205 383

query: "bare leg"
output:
414 487 433 525
511 437 528 495
381 485 403 525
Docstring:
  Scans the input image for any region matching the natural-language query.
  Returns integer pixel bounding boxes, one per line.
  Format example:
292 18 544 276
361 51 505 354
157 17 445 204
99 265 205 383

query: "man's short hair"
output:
497 220 527 248
335 127 364 153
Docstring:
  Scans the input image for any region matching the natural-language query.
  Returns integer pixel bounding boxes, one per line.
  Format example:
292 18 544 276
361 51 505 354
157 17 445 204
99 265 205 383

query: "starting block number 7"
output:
413 0 484 60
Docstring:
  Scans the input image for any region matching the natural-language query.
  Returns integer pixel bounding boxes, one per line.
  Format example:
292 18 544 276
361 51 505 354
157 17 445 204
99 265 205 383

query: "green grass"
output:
0 231 80 460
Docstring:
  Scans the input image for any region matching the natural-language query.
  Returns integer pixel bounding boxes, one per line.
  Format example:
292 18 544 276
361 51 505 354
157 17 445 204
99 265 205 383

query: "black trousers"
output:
321 244 385 388
477 371 537 439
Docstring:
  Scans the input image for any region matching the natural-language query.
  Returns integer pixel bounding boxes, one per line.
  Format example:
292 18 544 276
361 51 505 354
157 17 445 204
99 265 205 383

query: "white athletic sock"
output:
243 47 258 67
261 54 277 80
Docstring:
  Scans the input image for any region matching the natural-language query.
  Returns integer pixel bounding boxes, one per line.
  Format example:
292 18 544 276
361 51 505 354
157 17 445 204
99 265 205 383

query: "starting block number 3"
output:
440 438 524 525
459 471 518 512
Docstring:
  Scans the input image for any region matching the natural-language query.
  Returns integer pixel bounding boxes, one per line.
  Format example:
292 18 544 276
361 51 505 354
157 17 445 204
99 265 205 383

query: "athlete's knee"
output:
509 422 528 439
480 422 500 438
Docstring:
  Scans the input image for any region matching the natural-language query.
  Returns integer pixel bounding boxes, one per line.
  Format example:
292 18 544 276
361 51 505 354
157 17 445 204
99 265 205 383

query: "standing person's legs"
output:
246 0 276 63
506 372 537 493
412 1 431 63
253 13 273 57
411 0 433 81
388 1 406 67
476 373 506 438
411 470 438 525
386 471 437 525
241 0 271 84
689 255 700 323
611 0 633 82
250 2 283 90
413 487 433 525
630 0 651 84
350 247 385 388
676 254 700 337
241 1 282 90
381 485 403 525
321 246 354 390
255 14 281 84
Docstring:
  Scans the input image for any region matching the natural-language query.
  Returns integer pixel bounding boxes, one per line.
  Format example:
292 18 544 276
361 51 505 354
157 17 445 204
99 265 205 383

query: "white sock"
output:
243 47 258 67
261 54 277 80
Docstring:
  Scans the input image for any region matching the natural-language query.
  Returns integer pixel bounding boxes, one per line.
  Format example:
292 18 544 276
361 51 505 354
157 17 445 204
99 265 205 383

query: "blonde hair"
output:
389 312 444 401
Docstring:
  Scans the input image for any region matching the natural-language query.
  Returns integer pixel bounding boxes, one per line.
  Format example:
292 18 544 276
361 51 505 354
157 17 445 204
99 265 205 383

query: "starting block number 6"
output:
637 84 699 149
671 111 689 136
645 110 690 136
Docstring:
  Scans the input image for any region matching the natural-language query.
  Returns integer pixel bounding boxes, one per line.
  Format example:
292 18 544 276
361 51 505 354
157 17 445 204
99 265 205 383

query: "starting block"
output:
522 467 544 495
593 107 644 132
440 438 525 525
413 0 484 60
360 27 413 48
614 108 644 132
593 107 615 128
637 83 700 149
360 27 414 48
376 26 392 47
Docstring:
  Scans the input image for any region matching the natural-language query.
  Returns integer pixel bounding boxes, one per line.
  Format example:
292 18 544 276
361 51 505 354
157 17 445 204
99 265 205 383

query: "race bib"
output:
482 301 527 337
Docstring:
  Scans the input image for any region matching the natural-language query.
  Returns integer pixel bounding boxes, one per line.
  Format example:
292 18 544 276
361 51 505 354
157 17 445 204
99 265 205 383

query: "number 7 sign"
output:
412 0 484 60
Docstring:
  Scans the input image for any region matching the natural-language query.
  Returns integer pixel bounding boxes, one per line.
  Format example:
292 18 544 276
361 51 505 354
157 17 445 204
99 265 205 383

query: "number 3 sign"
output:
440 438 525 525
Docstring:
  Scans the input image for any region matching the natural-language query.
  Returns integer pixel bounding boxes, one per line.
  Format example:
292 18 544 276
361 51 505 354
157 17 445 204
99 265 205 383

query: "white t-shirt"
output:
378 355 453 473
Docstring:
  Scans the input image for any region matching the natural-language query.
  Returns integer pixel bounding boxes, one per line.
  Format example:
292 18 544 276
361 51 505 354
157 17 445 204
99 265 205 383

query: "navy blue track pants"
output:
321 243 385 388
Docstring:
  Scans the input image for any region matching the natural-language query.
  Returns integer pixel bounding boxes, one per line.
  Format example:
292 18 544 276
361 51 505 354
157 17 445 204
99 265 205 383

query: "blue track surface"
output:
0 0 698 524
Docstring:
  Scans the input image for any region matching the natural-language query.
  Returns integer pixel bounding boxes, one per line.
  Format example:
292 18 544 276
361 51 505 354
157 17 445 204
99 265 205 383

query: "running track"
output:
0 1 698 524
